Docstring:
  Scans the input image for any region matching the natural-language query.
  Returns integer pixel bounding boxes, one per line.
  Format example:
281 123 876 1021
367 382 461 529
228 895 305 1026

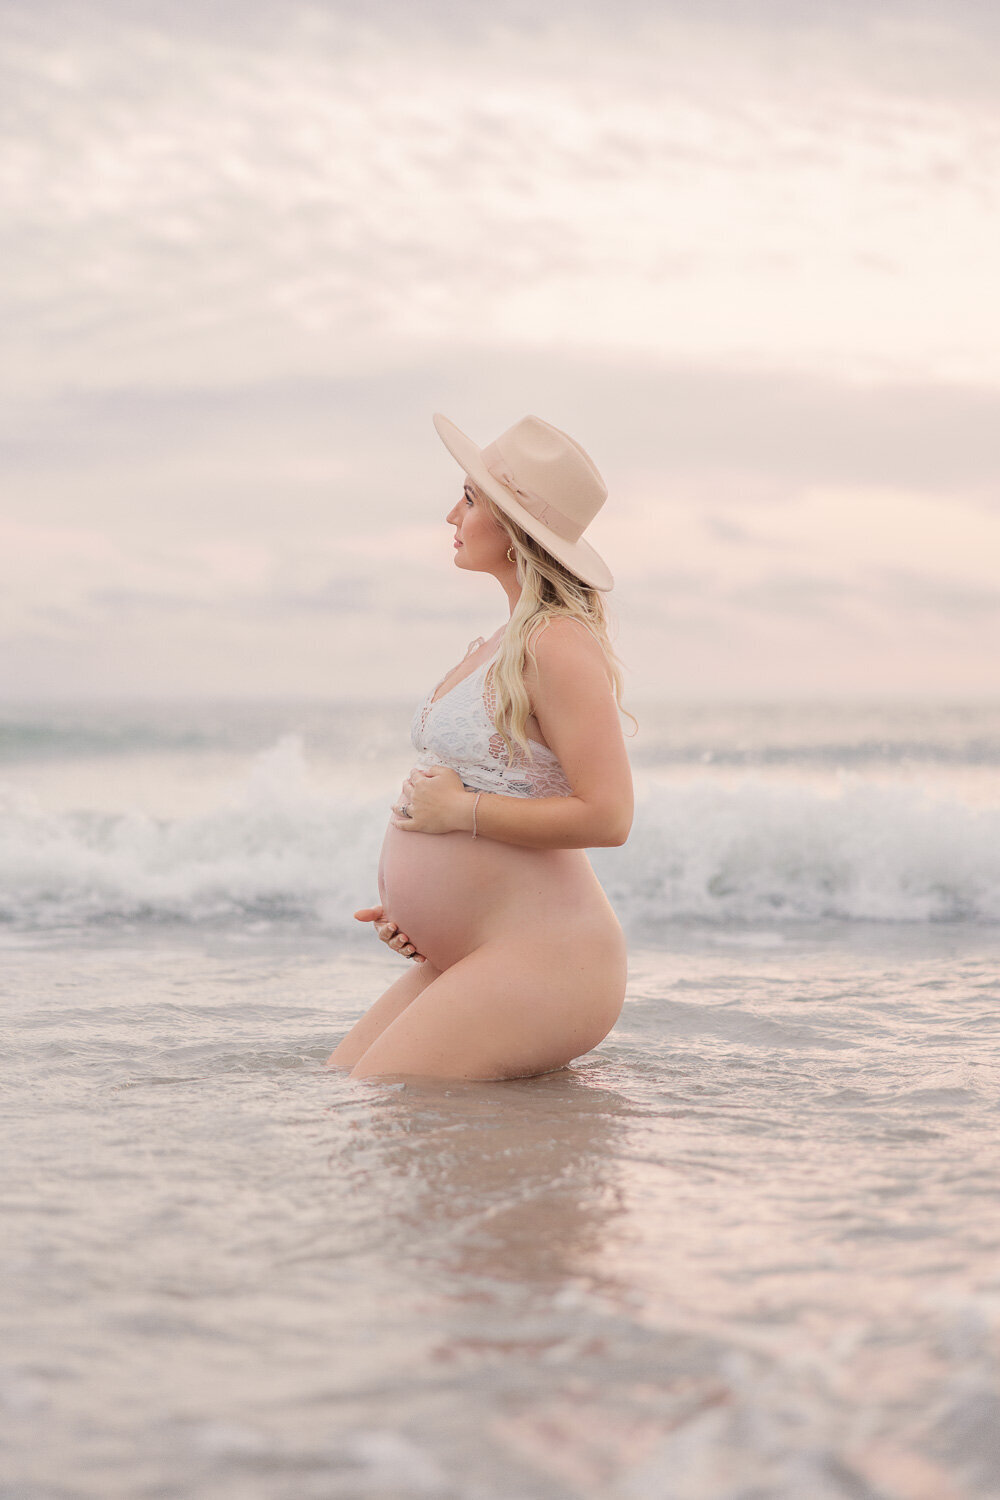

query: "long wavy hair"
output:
478 491 636 762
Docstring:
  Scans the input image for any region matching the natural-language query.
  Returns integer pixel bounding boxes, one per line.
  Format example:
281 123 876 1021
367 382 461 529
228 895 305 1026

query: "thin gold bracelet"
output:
472 791 483 838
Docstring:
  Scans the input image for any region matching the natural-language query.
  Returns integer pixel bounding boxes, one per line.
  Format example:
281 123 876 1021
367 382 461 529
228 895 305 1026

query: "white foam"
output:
591 772 1000 927
1 740 998 931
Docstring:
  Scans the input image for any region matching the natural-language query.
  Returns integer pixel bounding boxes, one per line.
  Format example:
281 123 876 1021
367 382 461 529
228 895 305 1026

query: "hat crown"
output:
491 415 607 529
432 409 614 590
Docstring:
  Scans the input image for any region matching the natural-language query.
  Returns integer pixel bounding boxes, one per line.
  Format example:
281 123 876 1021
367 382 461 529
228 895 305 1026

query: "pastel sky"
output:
3 0 998 701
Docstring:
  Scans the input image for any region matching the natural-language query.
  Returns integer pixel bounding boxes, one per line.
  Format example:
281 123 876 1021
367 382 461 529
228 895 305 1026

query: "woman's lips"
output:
453 539 462 549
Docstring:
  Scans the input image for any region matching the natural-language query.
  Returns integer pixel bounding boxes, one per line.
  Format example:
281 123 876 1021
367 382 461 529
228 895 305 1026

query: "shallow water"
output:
3 697 999 1495
4 922 1000 1499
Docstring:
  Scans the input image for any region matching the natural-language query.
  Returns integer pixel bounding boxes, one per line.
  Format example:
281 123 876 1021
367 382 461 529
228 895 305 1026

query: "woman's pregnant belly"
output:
378 821 620 973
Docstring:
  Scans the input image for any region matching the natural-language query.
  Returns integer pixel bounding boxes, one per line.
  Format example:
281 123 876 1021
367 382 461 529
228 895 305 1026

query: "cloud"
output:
3 0 999 698
3 0 1000 399
701 513 763 547
877 568 1000 618
728 572 856 619
4 358 999 523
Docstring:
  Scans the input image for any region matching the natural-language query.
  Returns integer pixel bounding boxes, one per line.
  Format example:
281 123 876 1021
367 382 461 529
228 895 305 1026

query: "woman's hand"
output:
390 765 470 835
354 905 426 963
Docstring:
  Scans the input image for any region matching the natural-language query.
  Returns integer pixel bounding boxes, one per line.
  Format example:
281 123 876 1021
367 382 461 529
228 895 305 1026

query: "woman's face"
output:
446 479 512 577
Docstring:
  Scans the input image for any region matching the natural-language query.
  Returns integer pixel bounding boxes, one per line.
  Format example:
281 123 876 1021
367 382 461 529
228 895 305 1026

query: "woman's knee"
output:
326 959 440 1068
347 942 621 1082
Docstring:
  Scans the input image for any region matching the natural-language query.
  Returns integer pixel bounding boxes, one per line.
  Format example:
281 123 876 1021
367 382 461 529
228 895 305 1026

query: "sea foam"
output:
1 736 998 932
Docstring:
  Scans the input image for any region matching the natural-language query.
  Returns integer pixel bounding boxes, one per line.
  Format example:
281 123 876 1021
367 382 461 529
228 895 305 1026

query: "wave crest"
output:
2 739 998 931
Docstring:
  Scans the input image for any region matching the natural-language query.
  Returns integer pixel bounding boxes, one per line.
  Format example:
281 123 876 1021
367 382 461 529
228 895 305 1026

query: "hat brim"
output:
432 413 614 592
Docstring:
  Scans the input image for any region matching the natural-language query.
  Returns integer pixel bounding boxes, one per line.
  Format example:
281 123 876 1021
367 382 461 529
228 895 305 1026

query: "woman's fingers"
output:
376 923 416 954
357 904 425 961
385 928 425 962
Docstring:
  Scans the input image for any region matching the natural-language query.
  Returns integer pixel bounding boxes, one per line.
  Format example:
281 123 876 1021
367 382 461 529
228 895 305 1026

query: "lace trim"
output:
410 635 572 799
416 636 487 741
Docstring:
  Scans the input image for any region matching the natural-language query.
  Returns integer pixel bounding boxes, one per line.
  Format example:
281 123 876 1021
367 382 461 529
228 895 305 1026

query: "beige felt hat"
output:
433 412 614 592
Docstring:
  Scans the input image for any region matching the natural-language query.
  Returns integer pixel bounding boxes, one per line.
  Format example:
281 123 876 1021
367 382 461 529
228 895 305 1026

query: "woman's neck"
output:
501 576 522 617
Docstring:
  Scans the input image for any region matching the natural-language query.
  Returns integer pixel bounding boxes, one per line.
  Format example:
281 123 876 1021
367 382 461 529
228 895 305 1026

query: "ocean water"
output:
2 698 1000 1499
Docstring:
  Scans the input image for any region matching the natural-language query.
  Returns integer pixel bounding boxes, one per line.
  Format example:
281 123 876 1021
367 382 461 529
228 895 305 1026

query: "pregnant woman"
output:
328 412 634 1081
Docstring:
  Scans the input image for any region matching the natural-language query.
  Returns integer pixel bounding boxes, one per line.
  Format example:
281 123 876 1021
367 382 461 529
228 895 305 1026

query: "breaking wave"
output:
2 736 999 934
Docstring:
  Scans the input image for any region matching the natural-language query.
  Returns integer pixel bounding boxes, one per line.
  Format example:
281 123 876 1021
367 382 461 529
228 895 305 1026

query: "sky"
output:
2 0 998 701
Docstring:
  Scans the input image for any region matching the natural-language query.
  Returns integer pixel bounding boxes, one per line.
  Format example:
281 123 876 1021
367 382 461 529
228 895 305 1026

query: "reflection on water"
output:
4 934 1000 1499
333 1069 635 1297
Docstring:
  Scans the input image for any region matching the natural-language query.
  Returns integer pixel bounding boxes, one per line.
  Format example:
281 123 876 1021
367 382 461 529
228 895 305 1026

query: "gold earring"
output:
506 546 516 564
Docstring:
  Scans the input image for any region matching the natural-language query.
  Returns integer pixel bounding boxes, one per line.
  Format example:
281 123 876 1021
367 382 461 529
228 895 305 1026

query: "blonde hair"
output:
479 492 637 762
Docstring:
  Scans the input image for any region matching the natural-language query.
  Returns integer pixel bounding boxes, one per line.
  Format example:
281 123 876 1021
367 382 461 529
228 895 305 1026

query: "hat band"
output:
480 442 584 544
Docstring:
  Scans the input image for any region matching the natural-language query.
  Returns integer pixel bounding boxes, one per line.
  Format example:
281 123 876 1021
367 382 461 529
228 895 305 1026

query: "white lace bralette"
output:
410 636 573 799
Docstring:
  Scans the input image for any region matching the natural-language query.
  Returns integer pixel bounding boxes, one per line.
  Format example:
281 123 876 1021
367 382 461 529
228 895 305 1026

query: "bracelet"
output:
471 791 483 839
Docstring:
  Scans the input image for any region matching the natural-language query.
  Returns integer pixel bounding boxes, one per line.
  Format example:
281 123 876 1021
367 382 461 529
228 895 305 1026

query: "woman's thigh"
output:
349 937 626 1082
326 959 441 1068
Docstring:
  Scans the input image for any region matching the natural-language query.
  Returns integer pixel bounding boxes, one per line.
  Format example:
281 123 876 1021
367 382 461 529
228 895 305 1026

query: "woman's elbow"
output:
590 804 633 847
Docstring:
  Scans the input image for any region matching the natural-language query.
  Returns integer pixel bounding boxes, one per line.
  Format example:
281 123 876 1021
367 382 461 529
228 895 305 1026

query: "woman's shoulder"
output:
530 613 600 653
527 615 609 683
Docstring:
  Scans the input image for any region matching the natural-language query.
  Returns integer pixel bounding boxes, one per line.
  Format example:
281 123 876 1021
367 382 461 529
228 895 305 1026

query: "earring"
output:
506 546 516 564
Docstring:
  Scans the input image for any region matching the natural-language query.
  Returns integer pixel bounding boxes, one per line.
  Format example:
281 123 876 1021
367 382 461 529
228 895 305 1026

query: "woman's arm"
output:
392 619 633 850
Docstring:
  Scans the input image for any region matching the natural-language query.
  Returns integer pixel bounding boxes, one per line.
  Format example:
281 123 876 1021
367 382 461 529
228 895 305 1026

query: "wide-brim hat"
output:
433 412 614 592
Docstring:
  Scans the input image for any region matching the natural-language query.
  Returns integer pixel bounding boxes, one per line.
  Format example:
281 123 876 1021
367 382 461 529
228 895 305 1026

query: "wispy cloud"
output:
3 0 998 697
4 359 999 510
877 568 1000 619
4 0 1000 398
